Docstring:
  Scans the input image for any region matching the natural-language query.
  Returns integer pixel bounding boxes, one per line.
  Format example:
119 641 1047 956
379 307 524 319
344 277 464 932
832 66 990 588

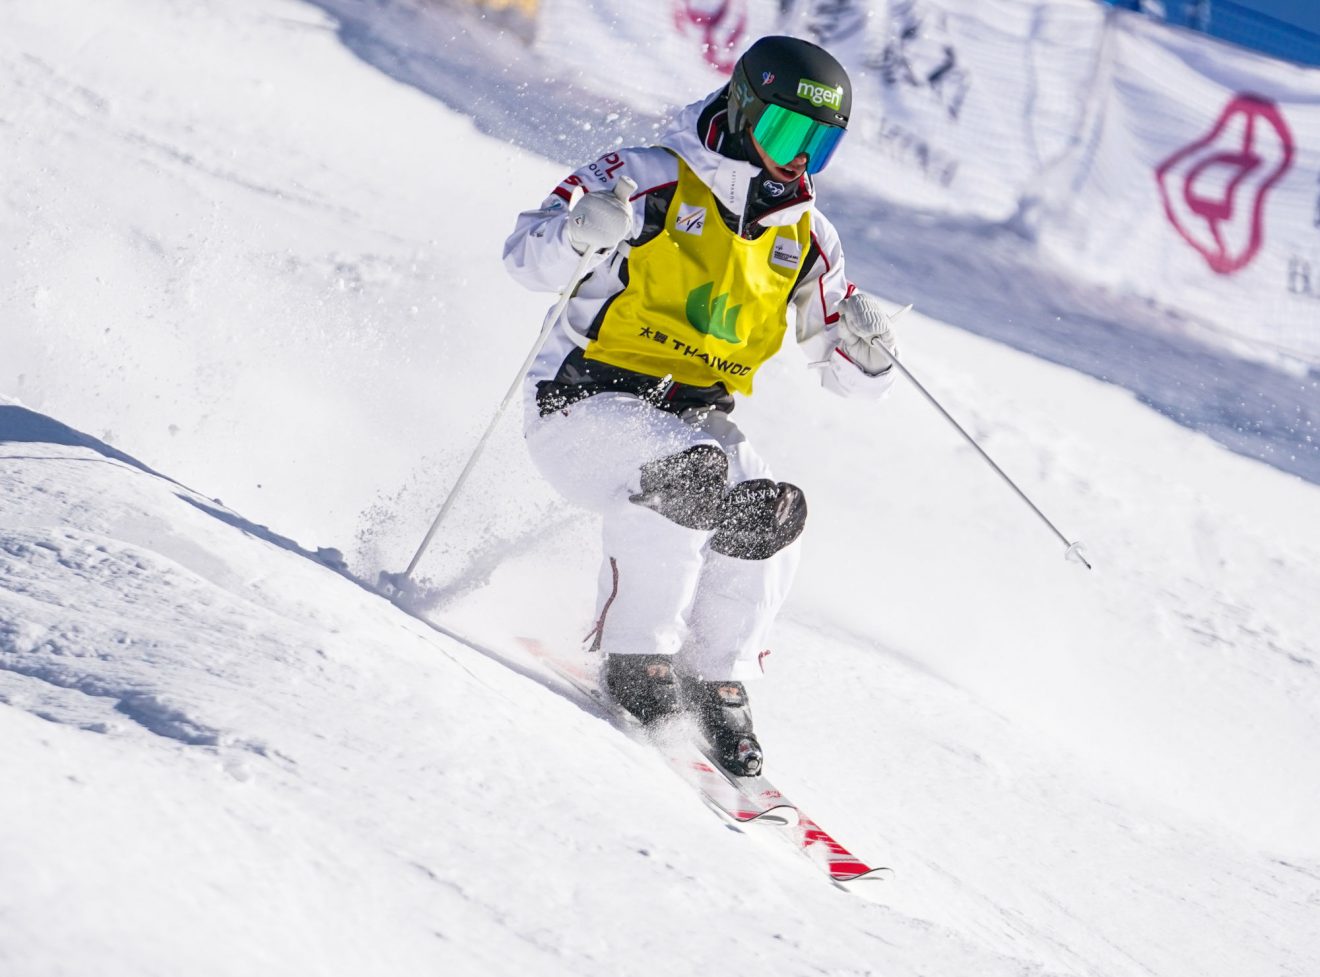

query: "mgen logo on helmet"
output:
796 79 845 111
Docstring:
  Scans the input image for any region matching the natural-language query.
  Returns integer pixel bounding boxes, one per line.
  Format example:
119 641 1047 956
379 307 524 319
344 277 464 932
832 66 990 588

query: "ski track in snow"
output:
3 0 1320 975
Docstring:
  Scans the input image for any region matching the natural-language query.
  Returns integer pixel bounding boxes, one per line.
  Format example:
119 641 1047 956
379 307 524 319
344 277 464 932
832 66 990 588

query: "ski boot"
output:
682 677 763 777
603 654 681 725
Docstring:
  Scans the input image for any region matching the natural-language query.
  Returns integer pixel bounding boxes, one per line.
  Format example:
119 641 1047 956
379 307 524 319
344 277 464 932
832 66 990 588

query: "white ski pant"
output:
524 392 799 681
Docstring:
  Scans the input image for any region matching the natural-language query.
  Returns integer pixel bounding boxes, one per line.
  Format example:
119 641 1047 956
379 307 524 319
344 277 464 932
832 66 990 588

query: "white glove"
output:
837 292 904 375
566 177 637 255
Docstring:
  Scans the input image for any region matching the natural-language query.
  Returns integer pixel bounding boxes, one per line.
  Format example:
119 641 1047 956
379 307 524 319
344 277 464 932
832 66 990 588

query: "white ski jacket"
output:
504 89 894 411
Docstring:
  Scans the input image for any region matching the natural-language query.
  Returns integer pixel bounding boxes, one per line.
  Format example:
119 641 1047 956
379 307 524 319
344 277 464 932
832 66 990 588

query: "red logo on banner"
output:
1155 94 1294 275
673 0 747 75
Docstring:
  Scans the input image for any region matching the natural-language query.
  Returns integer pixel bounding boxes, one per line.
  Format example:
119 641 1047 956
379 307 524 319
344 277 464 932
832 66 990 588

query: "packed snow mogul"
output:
504 35 901 776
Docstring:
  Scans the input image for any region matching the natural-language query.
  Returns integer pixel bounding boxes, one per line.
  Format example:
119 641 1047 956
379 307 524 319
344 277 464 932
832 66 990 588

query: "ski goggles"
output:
751 103 847 174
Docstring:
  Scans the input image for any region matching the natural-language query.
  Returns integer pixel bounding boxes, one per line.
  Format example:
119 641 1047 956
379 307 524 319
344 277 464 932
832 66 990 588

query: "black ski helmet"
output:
728 35 852 136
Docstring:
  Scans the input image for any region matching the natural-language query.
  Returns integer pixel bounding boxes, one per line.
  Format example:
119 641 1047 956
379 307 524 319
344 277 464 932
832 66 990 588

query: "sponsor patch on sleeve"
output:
552 174 587 202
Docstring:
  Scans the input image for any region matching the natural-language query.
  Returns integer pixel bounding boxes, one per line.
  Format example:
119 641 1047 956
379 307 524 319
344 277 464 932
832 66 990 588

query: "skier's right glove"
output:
837 291 901 375
565 177 637 255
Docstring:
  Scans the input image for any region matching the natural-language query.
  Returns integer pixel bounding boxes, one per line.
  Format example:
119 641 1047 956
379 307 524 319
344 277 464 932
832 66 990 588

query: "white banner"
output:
819 0 1105 221
1037 11 1320 365
534 1 781 113
534 0 1104 220
527 0 1320 366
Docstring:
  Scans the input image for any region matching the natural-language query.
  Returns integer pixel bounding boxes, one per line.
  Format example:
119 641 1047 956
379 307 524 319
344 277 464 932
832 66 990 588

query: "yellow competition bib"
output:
584 158 811 396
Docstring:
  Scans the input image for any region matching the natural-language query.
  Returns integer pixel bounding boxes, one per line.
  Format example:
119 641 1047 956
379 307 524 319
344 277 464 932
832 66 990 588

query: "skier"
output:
503 35 900 776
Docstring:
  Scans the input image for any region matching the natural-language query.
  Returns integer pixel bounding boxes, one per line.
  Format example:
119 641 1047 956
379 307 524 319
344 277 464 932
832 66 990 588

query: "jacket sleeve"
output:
502 150 650 293
791 211 896 399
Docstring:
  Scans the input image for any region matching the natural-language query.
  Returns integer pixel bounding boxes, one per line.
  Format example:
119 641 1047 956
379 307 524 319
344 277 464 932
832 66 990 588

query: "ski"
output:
517 639 891 887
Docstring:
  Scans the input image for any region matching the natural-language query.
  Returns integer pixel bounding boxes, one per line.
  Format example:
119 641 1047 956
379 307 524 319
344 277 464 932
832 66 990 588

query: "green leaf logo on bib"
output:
686 282 742 343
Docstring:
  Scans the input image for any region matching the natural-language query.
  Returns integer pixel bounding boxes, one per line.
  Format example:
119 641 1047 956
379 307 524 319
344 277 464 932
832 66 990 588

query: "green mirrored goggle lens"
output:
752 103 846 174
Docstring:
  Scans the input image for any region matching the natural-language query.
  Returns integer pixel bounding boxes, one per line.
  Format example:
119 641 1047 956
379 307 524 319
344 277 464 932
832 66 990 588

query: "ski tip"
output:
833 865 895 884
735 804 800 827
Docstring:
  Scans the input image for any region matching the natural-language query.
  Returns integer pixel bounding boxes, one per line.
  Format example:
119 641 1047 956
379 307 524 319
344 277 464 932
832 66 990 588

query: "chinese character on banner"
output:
871 0 971 121
673 0 748 75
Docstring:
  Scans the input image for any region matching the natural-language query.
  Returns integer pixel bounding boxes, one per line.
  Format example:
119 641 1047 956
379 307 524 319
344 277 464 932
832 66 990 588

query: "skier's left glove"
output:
837 291 900 375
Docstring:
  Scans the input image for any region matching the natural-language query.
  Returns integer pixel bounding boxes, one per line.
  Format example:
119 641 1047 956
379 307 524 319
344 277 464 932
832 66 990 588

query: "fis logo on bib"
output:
797 79 843 110
770 237 802 269
676 203 706 235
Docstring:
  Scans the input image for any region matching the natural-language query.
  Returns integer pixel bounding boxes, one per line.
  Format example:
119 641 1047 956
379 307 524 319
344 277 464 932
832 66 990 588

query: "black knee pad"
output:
710 479 807 560
630 444 730 530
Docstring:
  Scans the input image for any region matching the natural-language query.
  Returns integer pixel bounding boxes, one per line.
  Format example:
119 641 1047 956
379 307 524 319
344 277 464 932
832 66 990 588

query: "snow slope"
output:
4 407 1017 977
4 0 1320 975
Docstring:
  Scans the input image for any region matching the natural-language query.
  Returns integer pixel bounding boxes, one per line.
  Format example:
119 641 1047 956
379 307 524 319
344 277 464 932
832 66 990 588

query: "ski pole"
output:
395 249 592 582
390 177 638 587
872 310 1092 570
